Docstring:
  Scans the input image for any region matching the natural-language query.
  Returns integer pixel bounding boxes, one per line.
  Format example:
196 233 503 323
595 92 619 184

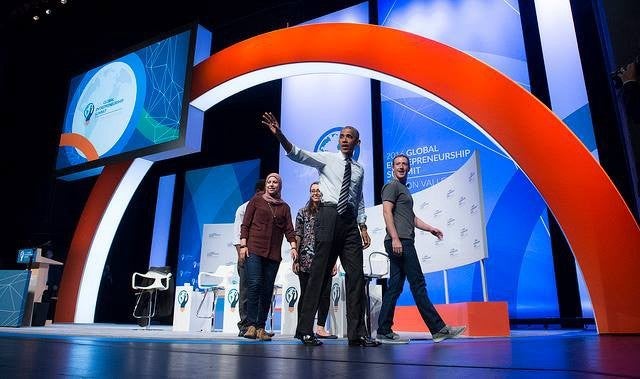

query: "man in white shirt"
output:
262 112 379 347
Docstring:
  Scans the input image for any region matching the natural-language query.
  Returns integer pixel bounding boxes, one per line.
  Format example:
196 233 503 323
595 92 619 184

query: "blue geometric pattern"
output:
177 159 261 286
142 31 190 143
0 271 31 327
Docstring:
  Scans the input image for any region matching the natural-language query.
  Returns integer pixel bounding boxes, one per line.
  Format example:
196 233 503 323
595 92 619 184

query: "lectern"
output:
22 248 63 326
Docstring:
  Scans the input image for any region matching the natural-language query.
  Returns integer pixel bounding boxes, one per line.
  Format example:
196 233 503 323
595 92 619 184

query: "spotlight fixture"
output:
45 9 52 15
60 0 67 3
32 15 40 21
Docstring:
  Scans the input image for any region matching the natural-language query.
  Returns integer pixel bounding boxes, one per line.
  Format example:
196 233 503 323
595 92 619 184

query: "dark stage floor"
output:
0 325 638 378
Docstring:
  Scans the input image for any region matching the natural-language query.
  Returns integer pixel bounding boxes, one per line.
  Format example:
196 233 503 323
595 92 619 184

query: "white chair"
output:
267 284 282 335
363 251 389 337
196 272 225 322
132 268 172 329
196 265 235 330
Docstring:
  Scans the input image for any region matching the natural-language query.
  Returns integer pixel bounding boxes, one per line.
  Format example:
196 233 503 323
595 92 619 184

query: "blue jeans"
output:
377 239 445 335
245 253 280 329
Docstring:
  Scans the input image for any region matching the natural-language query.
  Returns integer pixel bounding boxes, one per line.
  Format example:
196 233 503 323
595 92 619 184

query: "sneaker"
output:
243 326 257 339
376 331 410 344
432 325 466 343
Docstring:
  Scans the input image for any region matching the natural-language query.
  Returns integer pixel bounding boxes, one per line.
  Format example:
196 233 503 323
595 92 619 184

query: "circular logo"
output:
331 283 341 305
314 127 360 160
72 61 138 157
227 288 239 308
285 287 299 308
177 290 189 308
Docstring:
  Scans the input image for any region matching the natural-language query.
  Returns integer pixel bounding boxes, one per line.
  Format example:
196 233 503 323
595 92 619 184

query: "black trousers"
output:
295 205 366 340
298 270 331 327
237 262 248 332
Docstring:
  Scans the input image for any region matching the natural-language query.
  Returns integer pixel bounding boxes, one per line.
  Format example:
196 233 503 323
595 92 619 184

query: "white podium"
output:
172 284 213 332
366 281 383 337
328 274 348 337
279 269 301 336
222 273 241 333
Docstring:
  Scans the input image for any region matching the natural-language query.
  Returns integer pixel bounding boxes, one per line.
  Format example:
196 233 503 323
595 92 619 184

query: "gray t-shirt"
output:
381 179 415 241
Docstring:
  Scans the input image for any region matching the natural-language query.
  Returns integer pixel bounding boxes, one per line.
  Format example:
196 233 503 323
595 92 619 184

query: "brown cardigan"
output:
240 194 296 262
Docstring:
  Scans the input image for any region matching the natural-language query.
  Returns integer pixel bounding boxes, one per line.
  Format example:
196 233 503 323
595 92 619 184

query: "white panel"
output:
75 158 153 323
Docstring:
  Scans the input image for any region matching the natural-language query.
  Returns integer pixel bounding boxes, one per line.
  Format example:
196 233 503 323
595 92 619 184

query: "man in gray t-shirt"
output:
376 154 466 344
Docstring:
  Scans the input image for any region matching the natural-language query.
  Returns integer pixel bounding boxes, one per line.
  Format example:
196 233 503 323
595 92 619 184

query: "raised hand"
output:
261 112 280 134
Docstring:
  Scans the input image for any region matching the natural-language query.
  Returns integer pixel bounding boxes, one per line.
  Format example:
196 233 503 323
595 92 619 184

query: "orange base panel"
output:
393 301 510 337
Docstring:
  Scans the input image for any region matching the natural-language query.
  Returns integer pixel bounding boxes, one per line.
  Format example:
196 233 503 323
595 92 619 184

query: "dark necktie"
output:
337 158 351 215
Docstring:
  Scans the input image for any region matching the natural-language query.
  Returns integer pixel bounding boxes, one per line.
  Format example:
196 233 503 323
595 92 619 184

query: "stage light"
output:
32 15 40 21
45 9 52 15
60 0 67 3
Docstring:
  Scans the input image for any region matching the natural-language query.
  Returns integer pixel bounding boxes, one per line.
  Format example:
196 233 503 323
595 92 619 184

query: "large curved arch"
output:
191 23 640 333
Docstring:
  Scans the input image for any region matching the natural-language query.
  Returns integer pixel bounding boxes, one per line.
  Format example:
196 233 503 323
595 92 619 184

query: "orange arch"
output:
191 23 640 333
59 132 99 161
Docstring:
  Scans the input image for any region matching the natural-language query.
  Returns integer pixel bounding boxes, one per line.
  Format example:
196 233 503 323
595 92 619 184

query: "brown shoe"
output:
265 330 276 337
243 326 257 339
256 328 272 341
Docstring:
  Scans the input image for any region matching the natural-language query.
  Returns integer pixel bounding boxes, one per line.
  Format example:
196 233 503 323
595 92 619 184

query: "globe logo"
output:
177 290 189 310
314 127 360 160
83 103 95 124
72 61 138 157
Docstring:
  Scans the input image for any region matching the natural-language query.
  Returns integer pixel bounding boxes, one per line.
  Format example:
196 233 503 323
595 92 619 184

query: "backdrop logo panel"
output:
314 127 361 160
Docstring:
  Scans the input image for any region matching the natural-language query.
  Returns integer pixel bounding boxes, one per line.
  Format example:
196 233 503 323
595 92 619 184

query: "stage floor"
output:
0 324 638 377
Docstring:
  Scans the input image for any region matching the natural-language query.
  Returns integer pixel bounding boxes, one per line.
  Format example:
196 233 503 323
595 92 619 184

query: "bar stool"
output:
363 251 389 337
196 271 225 331
267 284 282 335
132 268 172 329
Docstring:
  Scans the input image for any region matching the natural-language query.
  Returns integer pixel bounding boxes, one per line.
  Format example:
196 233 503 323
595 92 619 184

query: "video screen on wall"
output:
55 25 195 178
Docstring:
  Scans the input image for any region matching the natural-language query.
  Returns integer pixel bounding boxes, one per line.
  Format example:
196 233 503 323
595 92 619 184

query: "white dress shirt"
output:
233 201 249 246
287 145 366 224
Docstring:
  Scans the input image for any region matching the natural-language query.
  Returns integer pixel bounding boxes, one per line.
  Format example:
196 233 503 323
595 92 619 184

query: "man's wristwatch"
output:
359 223 367 231
239 245 247 248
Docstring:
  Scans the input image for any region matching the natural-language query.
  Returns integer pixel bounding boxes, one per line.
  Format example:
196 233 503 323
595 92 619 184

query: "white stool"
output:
196 271 225 331
132 269 172 329
267 284 282 335
363 251 389 337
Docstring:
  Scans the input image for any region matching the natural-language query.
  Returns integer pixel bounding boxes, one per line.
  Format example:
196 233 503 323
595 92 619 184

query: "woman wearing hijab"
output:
239 173 297 341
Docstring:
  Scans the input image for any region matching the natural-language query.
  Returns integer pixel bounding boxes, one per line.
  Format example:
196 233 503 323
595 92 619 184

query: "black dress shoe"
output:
299 334 323 346
348 336 381 347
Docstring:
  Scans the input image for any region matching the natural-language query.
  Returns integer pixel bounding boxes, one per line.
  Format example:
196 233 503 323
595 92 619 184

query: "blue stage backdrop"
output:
279 2 374 214
378 0 564 318
176 159 260 287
